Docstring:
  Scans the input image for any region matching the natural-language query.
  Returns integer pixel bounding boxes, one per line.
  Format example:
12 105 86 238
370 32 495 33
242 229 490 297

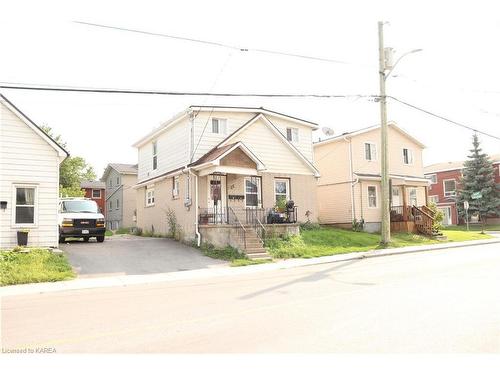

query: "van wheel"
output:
97 236 105 243
83 238 90 242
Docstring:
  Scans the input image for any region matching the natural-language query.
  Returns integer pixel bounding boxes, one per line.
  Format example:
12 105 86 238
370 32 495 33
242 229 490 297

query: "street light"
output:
378 21 422 245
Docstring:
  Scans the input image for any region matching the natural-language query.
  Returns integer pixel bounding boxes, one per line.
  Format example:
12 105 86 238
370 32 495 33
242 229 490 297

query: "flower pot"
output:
17 231 28 246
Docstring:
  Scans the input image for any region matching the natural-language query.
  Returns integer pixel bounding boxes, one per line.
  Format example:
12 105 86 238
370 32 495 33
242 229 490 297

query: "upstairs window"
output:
212 118 227 134
152 141 158 170
286 127 299 143
444 179 456 197
427 174 437 184
364 142 377 161
109 178 112 188
403 148 414 165
116 199 119 210
109 200 112 210
172 176 180 198
116 176 120 185
92 189 101 198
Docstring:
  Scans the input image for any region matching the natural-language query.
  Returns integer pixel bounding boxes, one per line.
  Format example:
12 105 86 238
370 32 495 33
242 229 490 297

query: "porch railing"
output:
198 206 298 225
228 207 246 249
390 205 414 222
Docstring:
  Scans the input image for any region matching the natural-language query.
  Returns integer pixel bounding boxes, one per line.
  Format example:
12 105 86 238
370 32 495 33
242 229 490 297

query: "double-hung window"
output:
245 177 261 208
152 141 158 170
116 199 120 210
14 186 37 226
211 118 227 134
109 201 112 210
409 188 418 206
146 187 155 206
92 189 101 198
364 142 377 161
368 186 377 208
444 179 456 197
116 176 120 185
286 127 299 143
403 148 414 165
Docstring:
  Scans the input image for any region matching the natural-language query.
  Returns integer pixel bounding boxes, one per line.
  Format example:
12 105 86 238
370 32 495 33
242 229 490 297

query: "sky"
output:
0 0 499 177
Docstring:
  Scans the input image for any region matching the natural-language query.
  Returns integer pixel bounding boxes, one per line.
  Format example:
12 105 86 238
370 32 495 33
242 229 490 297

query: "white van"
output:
58 198 106 243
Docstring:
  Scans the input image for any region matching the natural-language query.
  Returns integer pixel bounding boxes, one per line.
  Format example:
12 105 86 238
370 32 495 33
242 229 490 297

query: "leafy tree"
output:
41 126 96 196
456 134 500 232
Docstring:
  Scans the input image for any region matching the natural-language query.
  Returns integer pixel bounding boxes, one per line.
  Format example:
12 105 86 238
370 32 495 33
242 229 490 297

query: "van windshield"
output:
61 200 99 213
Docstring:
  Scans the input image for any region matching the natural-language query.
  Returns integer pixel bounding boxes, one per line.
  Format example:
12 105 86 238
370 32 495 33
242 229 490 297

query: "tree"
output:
41 126 96 197
456 134 500 232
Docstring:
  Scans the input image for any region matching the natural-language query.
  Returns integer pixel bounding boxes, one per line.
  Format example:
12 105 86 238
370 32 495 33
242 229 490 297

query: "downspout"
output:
344 135 356 221
189 169 201 246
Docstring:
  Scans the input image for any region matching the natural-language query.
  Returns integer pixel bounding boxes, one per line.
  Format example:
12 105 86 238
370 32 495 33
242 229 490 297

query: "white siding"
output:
230 117 314 175
0 101 61 249
192 111 256 161
137 118 190 182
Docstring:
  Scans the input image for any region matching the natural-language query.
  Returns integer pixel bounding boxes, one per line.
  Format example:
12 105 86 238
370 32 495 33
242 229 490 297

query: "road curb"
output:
1 237 499 297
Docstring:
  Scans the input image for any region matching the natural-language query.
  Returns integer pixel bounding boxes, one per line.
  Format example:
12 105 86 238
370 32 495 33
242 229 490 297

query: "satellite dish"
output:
322 127 335 137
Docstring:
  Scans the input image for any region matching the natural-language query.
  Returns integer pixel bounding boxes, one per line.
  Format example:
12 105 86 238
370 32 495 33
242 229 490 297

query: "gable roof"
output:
189 141 265 170
0 93 69 158
101 163 138 180
424 153 500 174
313 122 426 149
218 113 320 177
132 105 319 148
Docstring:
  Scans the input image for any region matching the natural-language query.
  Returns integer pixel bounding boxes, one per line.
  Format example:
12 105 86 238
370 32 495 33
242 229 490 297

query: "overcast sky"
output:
1 0 499 176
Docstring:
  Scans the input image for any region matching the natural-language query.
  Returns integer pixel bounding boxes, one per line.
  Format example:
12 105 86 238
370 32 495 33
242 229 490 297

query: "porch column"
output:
402 185 407 221
424 186 429 206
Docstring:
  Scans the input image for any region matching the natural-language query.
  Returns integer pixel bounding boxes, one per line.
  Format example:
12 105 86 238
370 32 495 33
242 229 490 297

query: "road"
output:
2 243 500 353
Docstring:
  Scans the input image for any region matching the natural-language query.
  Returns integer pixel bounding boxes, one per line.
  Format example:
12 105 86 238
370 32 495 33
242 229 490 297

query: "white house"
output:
0 94 68 249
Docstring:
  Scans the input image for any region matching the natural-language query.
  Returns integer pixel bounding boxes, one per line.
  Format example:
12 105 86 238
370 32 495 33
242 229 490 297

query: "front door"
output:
392 186 401 206
207 175 226 222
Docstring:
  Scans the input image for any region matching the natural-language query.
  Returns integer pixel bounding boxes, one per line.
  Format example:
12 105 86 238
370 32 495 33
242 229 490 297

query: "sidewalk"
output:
1 236 499 297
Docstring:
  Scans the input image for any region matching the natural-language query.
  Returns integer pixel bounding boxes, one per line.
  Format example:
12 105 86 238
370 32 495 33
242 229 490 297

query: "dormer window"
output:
211 118 227 134
152 141 158 170
286 127 299 143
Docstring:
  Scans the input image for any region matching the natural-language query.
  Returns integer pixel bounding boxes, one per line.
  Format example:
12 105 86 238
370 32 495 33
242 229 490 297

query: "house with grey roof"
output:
101 163 138 230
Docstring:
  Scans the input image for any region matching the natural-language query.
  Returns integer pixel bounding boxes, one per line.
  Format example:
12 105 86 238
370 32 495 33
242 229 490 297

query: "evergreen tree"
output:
456 134 500 232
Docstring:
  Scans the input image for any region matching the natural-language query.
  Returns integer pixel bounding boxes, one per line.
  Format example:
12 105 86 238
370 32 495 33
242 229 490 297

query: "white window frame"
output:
146 187 155 207
286 127 299 143
116 199 119 210
274 178 291 204
367 185 378 208
172 175 180 199
211 118 227 135
152 141 158 170
92 189 101 199
11 184 38 228
403 148 414 165
443 179 456 197
427 174 437 184
429 195 439 204
364 142 377 161
409 188 418 206
244 177 262 208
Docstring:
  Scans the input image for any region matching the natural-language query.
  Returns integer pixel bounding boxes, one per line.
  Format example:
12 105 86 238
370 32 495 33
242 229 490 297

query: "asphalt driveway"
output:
61 235 227 278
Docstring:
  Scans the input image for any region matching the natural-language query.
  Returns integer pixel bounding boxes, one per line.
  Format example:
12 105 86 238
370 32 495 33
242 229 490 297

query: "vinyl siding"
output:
137 118 189 182
229 117 314 175
317 183 353 224
105 169 137 229
0 101 61 249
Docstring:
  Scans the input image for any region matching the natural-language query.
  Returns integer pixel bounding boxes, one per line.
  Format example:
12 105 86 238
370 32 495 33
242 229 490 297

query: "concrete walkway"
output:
1 235 499 297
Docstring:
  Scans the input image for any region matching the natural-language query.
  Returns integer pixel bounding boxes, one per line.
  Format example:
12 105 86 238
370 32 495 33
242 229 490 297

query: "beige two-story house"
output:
132 106 320 258
314 122 431 233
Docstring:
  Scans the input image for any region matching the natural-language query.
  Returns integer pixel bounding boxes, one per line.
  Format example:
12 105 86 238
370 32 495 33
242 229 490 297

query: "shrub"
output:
300 221 321 231
132 227 143 236
428 202 444 233
352 218 365 232
115 227 130 235
199 243 245 261
165 207 177 238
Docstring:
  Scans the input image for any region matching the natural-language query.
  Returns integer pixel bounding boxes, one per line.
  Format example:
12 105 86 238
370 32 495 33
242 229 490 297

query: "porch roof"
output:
355 172 430 185
189 142 266 174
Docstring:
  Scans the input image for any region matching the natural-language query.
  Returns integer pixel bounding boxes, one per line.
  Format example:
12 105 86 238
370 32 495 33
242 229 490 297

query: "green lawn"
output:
0 249 75 286
443 224 500 232
266 227 494 259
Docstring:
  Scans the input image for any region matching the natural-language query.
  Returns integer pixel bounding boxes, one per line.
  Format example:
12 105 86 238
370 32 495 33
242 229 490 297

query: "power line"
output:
0 82 376 99
74 21 371 67
389 96 500 141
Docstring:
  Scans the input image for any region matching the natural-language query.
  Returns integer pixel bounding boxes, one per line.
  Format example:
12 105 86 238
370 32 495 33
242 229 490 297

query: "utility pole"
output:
378 21 391 245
